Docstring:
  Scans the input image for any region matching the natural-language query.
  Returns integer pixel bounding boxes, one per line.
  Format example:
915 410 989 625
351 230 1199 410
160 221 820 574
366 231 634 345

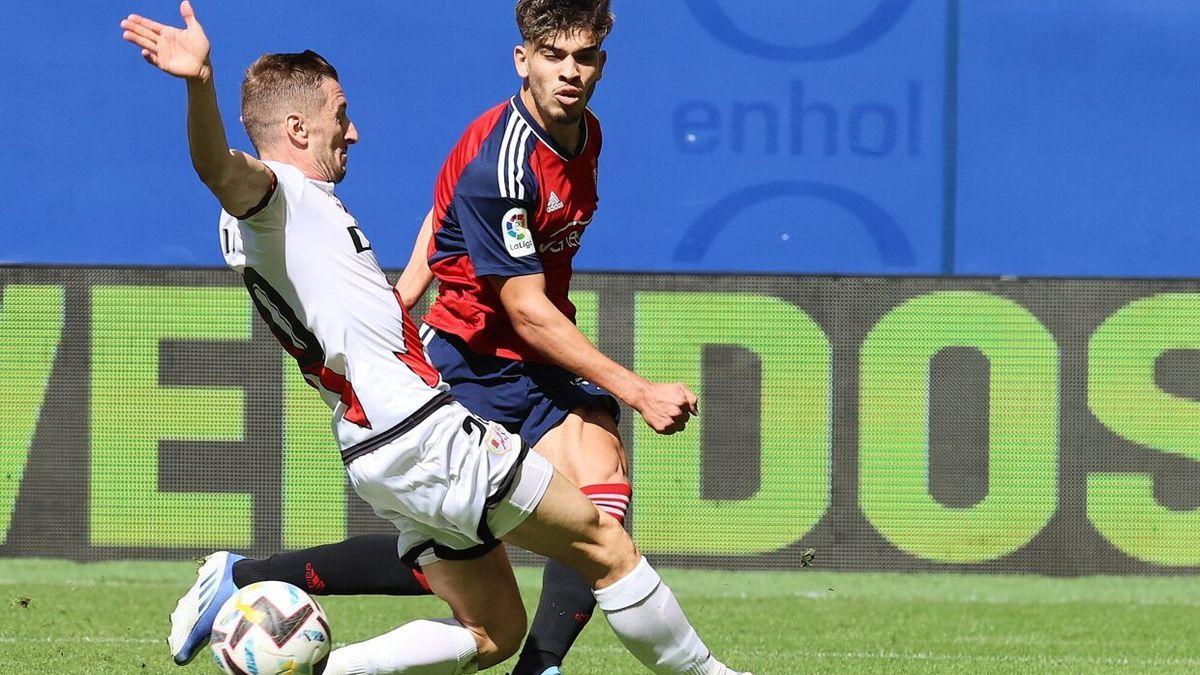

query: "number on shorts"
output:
461 415 488 443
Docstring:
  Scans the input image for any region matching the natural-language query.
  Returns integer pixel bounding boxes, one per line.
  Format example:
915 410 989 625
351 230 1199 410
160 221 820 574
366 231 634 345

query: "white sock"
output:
593 557 727 675
322 618 479 675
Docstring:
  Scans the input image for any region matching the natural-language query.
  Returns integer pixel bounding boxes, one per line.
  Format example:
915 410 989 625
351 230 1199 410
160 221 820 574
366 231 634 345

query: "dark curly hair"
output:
515 0 614 45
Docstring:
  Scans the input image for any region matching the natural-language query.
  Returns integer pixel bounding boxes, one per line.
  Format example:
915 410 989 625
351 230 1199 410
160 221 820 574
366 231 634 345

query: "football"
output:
210 581 332 675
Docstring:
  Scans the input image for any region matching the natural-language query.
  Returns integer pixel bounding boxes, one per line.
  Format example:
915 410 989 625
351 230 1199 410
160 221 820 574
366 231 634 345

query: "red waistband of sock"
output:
582 483 632 525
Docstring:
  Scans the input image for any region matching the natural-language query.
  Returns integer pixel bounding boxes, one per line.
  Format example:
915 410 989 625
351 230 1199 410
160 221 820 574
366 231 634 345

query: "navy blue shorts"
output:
422 327 620 447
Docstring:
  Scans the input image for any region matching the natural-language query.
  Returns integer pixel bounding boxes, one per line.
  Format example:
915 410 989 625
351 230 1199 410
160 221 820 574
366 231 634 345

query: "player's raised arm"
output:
120 1 273 217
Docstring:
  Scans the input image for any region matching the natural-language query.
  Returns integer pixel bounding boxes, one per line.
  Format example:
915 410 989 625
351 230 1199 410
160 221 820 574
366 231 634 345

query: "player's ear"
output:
285 113 309 148
596 49 607 81
514 44 530 78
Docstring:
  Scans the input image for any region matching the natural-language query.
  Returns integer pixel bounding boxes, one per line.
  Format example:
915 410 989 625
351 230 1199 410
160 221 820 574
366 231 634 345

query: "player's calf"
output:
515 404 630 675
504 465 636 585
324 545 528 674
463 608 528 668
502 465 747 674
585 508 640 587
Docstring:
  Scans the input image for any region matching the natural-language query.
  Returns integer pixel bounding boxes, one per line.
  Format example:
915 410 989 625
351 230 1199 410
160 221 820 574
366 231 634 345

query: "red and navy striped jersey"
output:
424 95 601 363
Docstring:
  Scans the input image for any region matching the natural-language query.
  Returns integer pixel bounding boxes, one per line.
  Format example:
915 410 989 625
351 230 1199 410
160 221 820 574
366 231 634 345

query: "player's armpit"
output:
209 150 276 220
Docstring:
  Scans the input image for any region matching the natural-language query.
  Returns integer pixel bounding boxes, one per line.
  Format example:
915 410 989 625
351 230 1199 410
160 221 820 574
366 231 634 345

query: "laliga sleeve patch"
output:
502 208 536 258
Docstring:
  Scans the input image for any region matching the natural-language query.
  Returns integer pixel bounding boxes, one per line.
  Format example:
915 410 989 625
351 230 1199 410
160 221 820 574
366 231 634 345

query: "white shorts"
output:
344 400 554 567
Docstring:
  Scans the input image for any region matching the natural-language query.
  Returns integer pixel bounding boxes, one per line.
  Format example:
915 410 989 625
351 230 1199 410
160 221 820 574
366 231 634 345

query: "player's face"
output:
308 78 358 184
517 30 606 127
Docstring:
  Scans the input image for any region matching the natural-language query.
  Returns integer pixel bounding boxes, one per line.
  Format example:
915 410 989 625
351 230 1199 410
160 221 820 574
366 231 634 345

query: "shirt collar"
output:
511 94 588 161
308 178 337 195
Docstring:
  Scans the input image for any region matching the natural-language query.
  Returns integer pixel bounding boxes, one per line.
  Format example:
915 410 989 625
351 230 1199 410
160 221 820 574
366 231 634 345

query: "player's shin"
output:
593 556 728 675
513 482 631 675
514 560 594 675
501 469 740 674
323 619 479 675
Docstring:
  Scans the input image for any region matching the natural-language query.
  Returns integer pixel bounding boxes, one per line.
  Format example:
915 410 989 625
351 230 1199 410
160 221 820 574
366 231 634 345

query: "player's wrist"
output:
186 60 213 84
621 377 653 412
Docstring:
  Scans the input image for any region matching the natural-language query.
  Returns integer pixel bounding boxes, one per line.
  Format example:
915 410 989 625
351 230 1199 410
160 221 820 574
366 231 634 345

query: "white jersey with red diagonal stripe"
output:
219 160 446 453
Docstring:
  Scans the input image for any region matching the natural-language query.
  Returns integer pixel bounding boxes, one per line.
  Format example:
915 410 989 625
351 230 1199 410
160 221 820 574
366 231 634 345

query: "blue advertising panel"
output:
954 1 1200 276
1 1 1197 276
593 0 949 274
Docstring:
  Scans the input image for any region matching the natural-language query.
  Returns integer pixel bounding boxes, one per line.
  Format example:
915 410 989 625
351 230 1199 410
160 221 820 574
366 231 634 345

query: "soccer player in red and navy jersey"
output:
424 89 601 367
409 11 697 670
226 3 702 674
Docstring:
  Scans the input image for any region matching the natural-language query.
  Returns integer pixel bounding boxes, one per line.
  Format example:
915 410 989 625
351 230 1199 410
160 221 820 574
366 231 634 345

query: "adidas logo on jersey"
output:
546 191 564 213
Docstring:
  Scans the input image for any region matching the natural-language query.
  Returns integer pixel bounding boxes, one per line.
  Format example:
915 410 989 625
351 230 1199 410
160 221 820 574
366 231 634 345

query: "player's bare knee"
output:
576 452 627 486
571 405 629 485
588 513 639 585
585 438 628 484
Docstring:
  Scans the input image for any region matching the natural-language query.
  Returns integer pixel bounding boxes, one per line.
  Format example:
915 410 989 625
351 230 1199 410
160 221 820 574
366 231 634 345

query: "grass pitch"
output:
1 559 1198 674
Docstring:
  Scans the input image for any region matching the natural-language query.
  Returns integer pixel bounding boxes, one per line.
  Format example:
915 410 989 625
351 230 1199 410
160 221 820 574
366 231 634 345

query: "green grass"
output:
1 559 1198 674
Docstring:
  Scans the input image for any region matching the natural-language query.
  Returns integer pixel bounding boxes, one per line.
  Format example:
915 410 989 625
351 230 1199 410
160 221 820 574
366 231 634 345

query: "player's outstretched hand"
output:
120 1 211 81
635 382 699 435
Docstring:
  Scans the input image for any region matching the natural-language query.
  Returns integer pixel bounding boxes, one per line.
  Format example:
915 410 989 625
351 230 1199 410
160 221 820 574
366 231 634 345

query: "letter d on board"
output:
633 292 830 555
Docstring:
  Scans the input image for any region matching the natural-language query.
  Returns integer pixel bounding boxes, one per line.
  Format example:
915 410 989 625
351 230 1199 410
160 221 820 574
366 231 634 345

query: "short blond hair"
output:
240 50 339 152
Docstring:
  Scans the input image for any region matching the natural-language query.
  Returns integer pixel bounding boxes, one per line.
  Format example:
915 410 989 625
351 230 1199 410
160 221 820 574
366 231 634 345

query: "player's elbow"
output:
202 172 261 219
396 288 421 311
506 299 550 336
395 276 426 310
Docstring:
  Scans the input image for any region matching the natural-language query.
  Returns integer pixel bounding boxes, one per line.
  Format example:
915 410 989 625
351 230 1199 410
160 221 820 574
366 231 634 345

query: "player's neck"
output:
261 148 334 185
519 88 583 155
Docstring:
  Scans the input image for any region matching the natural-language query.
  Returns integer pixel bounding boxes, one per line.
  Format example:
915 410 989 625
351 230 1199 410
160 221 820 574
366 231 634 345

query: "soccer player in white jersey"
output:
120 4 749 674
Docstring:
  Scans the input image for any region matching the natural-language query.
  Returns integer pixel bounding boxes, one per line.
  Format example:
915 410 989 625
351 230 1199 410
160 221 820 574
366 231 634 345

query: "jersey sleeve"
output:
236 159 305 230
451 193 543 277
217 211 246 273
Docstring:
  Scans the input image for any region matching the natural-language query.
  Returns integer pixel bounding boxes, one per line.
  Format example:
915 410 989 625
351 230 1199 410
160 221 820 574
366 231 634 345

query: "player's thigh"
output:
535 405 628 486
501 466 637 588
419 545 527 665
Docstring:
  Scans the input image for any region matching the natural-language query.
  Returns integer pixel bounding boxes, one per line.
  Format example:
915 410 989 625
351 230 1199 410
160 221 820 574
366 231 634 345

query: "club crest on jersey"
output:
483 423 514 456
502 208 535 258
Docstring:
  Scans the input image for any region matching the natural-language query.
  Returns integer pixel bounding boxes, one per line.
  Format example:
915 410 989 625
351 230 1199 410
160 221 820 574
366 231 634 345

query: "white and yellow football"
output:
210 581 331 675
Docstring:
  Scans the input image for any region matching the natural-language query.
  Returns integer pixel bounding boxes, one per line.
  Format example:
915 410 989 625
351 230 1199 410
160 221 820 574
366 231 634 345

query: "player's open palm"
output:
120 1 211 80
637 382 699 435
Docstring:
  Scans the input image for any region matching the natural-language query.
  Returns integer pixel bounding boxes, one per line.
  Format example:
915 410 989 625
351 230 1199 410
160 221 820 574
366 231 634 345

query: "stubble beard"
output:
539 89 586 126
